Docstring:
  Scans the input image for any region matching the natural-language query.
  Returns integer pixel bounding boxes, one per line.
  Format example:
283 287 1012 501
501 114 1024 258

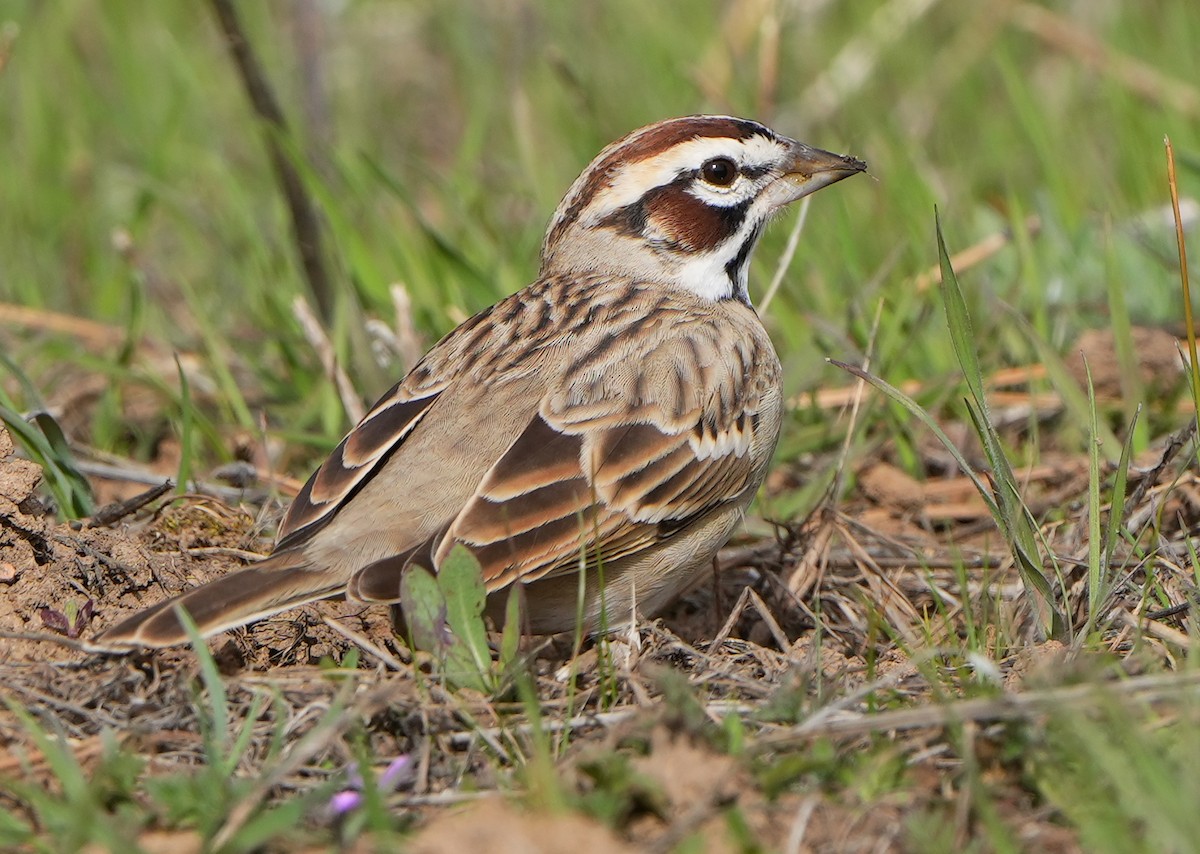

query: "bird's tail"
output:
91 550 343 651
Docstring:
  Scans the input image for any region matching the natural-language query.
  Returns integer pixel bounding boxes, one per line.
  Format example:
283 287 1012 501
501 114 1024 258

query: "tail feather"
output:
92 551 343 650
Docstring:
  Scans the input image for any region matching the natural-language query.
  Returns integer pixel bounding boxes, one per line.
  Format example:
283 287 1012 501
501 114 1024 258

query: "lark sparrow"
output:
96 115 864 648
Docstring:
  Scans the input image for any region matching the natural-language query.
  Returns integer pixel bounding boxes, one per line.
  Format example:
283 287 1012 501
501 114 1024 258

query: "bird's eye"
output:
700 157 738 187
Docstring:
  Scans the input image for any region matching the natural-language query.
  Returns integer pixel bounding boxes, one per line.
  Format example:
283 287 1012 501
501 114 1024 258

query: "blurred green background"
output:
0 0 1196 502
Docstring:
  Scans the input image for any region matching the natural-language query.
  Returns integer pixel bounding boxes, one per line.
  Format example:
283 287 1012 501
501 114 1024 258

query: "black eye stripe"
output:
681 163 771 183
596 154 779 246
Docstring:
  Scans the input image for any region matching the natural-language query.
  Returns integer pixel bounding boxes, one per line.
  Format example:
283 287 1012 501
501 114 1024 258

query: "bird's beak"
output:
769 140 867 208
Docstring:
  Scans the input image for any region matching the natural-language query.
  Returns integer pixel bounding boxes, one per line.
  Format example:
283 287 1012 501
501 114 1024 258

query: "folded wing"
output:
352 311 778 599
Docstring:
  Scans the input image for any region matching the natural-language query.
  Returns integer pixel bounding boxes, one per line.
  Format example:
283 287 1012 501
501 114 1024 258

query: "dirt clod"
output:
408 797 635 854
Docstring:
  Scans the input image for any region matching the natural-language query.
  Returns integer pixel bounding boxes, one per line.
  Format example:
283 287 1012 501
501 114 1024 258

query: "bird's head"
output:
540 115 865 304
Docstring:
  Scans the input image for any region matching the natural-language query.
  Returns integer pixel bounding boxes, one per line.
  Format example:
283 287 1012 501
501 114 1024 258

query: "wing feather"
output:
417 304 780 592
434 414 760 589
275 385 442 550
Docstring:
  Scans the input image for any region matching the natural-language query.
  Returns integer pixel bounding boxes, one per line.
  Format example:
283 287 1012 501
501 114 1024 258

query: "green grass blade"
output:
28 412 92 514
935 211 1065 638
174 354 195 495
500 584 523 676
0 404 94 519
3 699 89 804
935 209 987 408
175 605 232 771
1085 359 1103 635
0 352 94 517
1103 406 1140 572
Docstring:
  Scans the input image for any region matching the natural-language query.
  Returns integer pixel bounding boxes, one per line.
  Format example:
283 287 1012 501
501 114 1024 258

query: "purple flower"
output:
328 755 413 818
328 790 363 815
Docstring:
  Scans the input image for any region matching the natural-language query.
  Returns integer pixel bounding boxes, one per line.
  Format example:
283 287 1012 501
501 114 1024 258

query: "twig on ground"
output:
760 670 1200 747
1146 602 1191 621
443 708 640 749
393 789 497 807
71 457 295 504
87 480 174 528
181 546 269 562
1117 609 1191 648
711 586 791 651
322 616 407 671
0 628 96 653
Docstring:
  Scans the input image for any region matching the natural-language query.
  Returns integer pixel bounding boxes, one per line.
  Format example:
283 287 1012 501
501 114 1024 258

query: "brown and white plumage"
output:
95 115 864 649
